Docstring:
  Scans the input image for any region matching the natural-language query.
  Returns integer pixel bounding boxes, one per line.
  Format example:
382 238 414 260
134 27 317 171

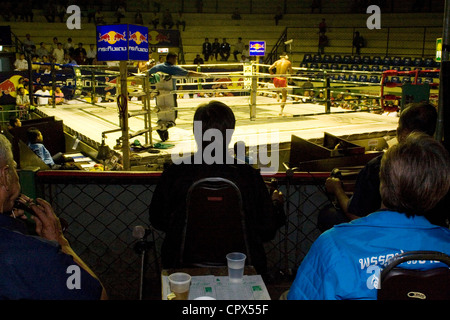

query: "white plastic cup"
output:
226 252 246 283
168 272 191 300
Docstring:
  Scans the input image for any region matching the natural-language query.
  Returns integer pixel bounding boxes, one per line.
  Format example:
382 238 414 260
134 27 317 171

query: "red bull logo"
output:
249 42 265 51
249 41 266 56
129 31 148 45
156 33 170 43
98 31 127 45
0 75 23 98
148 31 171 45
0 80 16 96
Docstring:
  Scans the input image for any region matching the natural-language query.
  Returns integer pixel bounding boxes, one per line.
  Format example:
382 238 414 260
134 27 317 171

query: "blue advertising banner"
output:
97 24 149 61
128 24 149 61
97 24 128 61
249 41 266 56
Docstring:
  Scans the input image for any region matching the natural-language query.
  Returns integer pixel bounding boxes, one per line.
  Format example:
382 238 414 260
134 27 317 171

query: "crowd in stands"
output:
0 0 441 25
16 33 100 71
200 37 250 63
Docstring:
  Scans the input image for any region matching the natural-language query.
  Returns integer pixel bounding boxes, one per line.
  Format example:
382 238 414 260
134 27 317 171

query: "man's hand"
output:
272 189 284 204
29 198 65 243
325 177 343 195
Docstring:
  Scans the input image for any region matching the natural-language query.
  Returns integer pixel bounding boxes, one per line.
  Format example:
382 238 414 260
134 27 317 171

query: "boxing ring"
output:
32 61 437 171
28 61 439 299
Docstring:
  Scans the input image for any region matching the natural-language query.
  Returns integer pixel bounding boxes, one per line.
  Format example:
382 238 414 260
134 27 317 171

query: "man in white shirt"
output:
14 54 28 71
34 85 51 106
241 45 249 59
52 43 65 64
49 37 59 55
64 37 74 54
233 37 245 61
86 44 96 65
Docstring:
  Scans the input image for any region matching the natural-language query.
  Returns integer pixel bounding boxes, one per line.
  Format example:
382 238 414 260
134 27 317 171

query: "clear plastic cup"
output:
168 272 191 300
226 252 246 283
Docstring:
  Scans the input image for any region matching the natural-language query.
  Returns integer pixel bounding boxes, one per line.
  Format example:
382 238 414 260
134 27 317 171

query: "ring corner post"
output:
119 60 130 171
250 62 258 120
325 71 331 114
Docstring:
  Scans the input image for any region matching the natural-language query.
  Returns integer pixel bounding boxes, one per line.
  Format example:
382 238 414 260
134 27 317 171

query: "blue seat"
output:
302 54 312 63
330 63 339 70
372 56 382 65
370 75 379 83
338 74 347 81
361 65 370 71
353 55 362 64
333 55 342 63
391 66 400 71
323 55 332 63
362 56 372 64
300 63 308 68
343 55 352 64
348 75 357 81
424 77 434 84
313 54 322 62
402 76 411 83
320 63 329 69
359 75 368 82
341 65 349 70
416 77 423 84
424 58 435 68
402 66 411 71
413 57 423 67
351 64 360 71
371 65 380 72
392 57 402 66
383 57 392 65
390 76 400 83
381 66 389 72
402 57 412 66
310 63 319 69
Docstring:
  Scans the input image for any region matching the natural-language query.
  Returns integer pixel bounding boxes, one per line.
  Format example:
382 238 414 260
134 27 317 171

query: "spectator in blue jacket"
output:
26 127 62 169
287 132 450 300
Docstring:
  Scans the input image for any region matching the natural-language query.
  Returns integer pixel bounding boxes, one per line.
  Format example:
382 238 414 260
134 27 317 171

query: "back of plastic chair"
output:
179 177 251 268
378 251 450 300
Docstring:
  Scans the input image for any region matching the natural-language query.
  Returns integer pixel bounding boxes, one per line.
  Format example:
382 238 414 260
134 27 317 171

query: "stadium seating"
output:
402 57 412 66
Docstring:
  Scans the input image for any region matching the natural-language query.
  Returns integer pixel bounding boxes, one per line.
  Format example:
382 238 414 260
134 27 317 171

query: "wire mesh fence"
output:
37 173 330 300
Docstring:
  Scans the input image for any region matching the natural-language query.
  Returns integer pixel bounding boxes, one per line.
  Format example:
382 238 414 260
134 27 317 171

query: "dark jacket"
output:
149 155 284 274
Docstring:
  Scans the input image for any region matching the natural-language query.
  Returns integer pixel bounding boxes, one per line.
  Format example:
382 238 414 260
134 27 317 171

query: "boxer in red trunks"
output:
269 53 292 115
273 77 287 88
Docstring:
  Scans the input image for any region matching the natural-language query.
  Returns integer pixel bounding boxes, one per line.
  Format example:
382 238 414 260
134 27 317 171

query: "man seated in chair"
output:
287 132 450 300
318 102 449 231
26 127 63 169
149 100 285 276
